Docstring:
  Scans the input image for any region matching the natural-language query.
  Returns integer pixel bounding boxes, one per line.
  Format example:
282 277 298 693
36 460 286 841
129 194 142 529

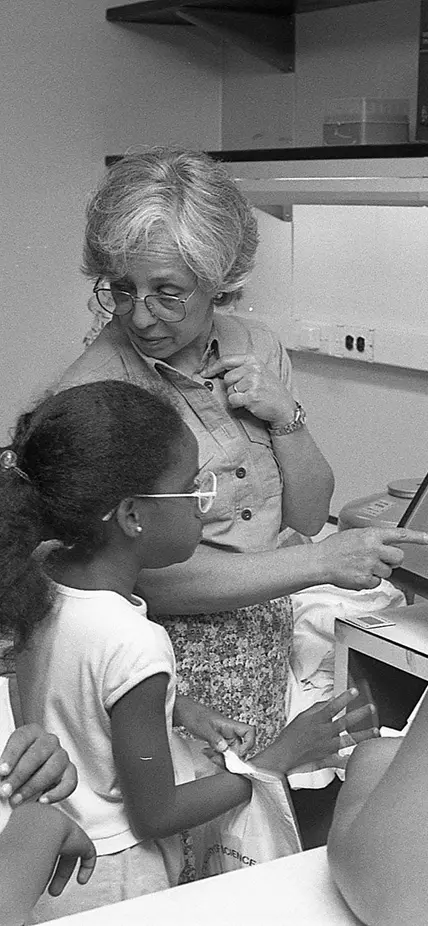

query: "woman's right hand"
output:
314 527 428 591
256 688 379 775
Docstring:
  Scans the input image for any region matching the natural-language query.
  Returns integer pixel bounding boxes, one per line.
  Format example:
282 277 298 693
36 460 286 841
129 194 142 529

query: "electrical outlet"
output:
334 325 375 361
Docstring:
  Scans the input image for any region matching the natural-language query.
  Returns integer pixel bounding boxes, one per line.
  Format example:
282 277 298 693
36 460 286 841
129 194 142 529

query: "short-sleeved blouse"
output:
57 313 295 749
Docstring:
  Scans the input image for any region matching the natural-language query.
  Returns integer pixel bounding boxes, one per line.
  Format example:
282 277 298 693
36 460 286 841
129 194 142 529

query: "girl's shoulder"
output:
54 585 170 655
55 584 146 621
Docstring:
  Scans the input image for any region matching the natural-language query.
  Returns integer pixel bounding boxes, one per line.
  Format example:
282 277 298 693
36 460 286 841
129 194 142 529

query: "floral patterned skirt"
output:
156 595 294 752
157 596 293 883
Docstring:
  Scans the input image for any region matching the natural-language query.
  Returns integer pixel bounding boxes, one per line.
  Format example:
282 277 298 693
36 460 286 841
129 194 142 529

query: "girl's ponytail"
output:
0 379 185 654
0 446 53 651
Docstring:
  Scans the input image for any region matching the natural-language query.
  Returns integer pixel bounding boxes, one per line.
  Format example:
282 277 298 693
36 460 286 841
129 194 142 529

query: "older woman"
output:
57 148 421 750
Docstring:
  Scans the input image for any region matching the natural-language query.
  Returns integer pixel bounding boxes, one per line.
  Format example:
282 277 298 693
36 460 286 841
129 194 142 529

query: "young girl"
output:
0 380 377 921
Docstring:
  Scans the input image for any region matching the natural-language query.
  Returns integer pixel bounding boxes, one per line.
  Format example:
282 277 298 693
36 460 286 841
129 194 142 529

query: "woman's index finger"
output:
203 353 249 376
380 527 428 545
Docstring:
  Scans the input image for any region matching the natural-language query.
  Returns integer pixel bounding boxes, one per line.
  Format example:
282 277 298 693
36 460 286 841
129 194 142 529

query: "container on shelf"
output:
323 98 410 147
338 478 423 532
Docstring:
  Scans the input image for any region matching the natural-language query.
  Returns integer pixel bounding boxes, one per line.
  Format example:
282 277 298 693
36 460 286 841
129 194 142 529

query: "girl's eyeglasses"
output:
102 471 217 522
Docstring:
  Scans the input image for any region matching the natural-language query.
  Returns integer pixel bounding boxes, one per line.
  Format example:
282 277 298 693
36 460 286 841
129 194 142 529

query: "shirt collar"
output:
128 320 220 378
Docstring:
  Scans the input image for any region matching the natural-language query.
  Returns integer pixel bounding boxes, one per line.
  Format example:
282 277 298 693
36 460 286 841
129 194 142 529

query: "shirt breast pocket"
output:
238 416 283 501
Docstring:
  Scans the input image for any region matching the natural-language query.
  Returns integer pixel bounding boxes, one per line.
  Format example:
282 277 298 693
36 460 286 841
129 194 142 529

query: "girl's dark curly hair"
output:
0 380 185 651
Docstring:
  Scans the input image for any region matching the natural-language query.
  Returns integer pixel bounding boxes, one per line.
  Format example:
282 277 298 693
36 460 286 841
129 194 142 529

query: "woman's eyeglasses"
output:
102 471 217 522
93 279 197 324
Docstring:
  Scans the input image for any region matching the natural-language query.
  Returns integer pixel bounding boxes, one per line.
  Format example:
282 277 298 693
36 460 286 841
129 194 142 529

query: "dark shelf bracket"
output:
176 10 294 72
106 2 295 72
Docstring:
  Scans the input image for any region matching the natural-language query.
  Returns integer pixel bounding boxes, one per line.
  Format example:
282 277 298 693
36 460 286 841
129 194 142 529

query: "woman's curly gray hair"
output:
82 147 259 301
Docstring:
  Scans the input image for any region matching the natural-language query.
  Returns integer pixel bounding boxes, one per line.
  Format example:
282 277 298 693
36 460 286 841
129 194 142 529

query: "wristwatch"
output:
268 402 307 437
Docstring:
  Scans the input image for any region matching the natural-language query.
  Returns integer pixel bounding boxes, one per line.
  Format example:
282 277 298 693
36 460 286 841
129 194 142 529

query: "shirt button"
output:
204 380 214 391
235 467 246 479
241 508 252 521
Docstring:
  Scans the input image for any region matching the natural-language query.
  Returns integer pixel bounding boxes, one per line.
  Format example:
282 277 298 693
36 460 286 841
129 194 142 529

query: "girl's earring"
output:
135 525 143 534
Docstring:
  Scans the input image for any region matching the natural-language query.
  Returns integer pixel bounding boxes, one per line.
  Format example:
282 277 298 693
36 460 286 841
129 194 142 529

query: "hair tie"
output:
0 449 31 483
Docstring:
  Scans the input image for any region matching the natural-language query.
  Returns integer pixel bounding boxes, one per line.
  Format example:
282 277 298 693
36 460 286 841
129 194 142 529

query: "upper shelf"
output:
106 0 385 21
105 0 386 72
206 144 428 162
106 144 428 169
105 146 428 206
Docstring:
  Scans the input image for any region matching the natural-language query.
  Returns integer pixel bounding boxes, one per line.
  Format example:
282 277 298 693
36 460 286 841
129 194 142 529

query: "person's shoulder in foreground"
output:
328 688 428 926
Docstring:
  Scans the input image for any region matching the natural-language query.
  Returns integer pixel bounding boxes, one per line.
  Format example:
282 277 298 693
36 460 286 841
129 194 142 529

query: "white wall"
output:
290 352 428 517
293 0 428 513
295 0 420 147
235 197 428 516
0 0 221 442
222 48 295 150
221 0 428 516
238 196 428 516
1 0 426 517
221 0 419 148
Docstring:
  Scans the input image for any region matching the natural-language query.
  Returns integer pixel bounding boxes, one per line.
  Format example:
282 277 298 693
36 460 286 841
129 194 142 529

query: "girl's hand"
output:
201 352 296 425
0 724 77 807
173 695 256 759
259 688 379 775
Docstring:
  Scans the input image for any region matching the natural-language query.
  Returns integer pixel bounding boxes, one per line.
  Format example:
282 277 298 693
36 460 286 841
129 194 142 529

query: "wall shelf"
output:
106 144 428 169
106 0 387 21
204 144 428 162
106 1 295 72
222 150 428 207
105 0 389 73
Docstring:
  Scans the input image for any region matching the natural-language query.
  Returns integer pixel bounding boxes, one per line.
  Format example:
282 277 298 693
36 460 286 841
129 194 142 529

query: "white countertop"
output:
45 846 361 926
337 601 428 656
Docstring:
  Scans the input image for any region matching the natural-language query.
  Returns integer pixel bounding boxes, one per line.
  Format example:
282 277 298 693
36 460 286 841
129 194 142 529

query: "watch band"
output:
268 402 307 436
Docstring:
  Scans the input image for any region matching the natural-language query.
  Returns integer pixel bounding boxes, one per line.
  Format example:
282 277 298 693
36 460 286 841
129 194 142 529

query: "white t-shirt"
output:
16 585 185 884
0 677 15 834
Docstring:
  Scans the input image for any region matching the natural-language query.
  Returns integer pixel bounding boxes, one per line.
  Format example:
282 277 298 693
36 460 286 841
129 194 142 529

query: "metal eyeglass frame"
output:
102 471 217 522
93 278 198 323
